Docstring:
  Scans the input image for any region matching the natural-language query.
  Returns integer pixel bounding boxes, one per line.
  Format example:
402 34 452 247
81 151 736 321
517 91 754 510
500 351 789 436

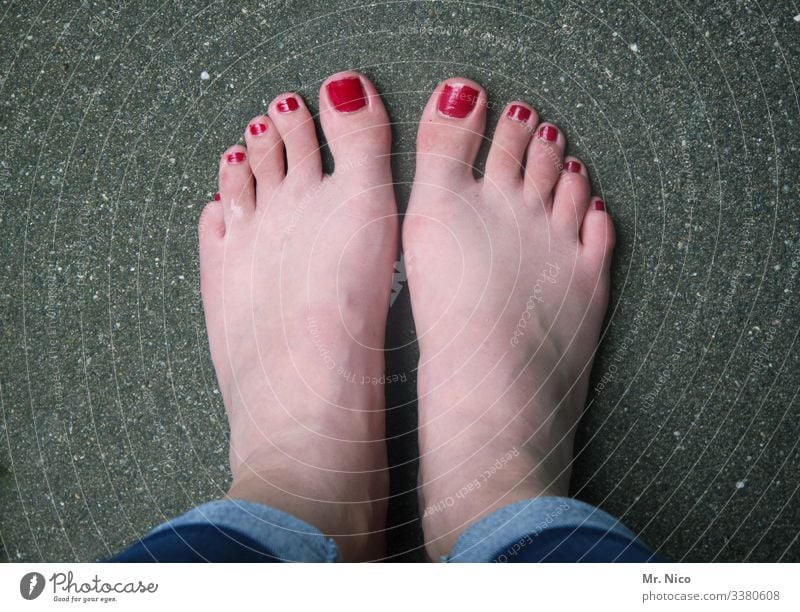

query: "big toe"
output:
319 71 392 179
414 78 487 188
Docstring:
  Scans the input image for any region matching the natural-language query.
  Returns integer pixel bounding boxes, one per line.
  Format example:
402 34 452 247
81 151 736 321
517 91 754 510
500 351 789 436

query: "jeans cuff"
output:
445 496 648 562
148 499 340 562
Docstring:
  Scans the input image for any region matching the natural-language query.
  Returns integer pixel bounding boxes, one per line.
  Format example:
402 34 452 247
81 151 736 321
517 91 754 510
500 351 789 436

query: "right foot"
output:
198 72 397 561
404 78 616 559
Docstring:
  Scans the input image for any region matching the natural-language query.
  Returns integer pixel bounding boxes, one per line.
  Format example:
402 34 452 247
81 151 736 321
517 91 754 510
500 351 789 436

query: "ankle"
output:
228 465 386 561
419 445 572 559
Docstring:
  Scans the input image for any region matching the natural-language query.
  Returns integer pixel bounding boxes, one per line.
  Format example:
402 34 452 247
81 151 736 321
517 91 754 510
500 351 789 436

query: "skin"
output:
198 71 614 562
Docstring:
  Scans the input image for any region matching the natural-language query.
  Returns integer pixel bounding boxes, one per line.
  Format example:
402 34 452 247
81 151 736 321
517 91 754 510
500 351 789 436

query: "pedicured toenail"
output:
276 97 299 113
214 192 221 201
227 151 246 164
564 160 582 173
326 76 367 112
593 200 606 211
249 123 268 136
538 125 558 142
438 83 480 118
507 104 531 123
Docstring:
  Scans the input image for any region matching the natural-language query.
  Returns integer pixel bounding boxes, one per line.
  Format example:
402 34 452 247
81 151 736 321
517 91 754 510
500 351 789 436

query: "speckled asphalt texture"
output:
1 0 798 562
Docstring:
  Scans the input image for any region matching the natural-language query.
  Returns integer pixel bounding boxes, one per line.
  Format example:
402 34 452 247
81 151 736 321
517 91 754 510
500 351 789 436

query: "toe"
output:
523 122 566 207
551 157 591 234
484 102 538 189
414 77 487 187
218 145 255 226
243 115 285 202
198 196 226 241
580 198 616 266
269 93 323 180
319 71 391 176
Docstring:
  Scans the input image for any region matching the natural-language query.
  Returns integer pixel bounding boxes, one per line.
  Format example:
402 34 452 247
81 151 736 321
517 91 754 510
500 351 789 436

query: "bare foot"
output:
404 78 616 560
198 71 397 561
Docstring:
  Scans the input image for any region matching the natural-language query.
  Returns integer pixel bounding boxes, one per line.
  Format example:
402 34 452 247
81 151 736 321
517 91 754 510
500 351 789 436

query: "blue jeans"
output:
112 497 662 562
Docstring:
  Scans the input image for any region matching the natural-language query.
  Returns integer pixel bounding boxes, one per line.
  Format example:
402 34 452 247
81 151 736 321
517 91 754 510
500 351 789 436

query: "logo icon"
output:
20 572 45 600
390 254 407 307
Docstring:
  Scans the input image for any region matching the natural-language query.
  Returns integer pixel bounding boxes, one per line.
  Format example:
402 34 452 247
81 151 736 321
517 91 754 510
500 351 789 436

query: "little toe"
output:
198 195 226 242
198 197 226 360
218 145 255 226
414 77 487 188
484 102 538 189
551 157 591 234
269 93 323 180
580 198 616 267
523 122 566 207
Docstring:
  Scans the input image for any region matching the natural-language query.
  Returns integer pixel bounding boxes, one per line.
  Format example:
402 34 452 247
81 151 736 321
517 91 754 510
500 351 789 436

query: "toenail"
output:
214 192 221 201
438 83 480 118
593 199 606 211
507 104 532 123
564 160 582 173
249 123 268 136
538 125 558 142
227 151 246 164
276 96 299 113
326 76 367 113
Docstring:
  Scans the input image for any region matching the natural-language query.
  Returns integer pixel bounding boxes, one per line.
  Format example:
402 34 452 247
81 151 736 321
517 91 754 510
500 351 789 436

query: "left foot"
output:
198 71 397 561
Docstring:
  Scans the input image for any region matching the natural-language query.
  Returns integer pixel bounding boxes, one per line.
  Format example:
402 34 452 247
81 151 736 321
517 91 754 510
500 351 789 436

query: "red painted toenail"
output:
326 77 367 112
507 104 531 123
564 160 582 173
227 151 246 164
538 125 558 142
249 123 268 136
593 200 606 211
276 97 299 113
438 83 480 118
214 192 221 201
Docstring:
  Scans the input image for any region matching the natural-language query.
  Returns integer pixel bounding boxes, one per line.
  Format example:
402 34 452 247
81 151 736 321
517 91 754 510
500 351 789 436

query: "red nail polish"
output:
564 160 582 173
593 200 606 211
538 125 558 142
214 192 221 201
227 151 246 164
438 83 480 118
507 104 531 123
326 77 367 112
249 123 268 136
276 97 299 113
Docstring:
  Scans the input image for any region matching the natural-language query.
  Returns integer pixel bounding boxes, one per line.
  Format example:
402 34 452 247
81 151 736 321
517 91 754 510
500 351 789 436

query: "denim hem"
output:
146 499 339 562
445 496 654 562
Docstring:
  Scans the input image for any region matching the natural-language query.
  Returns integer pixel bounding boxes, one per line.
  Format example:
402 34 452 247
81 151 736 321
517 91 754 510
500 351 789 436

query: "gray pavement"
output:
1 0 798 562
